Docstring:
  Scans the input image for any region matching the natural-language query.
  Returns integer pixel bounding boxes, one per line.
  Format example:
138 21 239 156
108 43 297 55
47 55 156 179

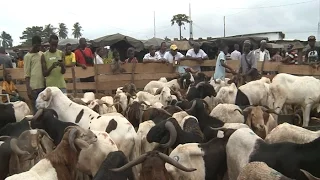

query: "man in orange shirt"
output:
74 38 94 83
17 51 24 68
2 73 24 102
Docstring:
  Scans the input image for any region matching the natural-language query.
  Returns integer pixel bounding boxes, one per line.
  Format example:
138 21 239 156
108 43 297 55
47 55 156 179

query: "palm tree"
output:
72 22 82 39
58 23 68 39
43 24 56 42
171 14 190 40
1 31 13 48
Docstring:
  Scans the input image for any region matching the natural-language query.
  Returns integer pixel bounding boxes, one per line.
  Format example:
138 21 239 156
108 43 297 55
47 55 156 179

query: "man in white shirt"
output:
94 47 104 64
163 44 187 74
156 42 167 59
143 45 163 63
230 44 241 60
186 42 208 72
254 40 270 62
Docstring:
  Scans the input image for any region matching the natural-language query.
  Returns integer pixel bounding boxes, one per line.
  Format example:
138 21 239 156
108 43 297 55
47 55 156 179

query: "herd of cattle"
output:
1 72 320 180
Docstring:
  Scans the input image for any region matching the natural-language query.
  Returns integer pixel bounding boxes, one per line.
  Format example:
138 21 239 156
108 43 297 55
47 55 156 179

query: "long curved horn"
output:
154 87 164 95
10 138 30 155
260 106 280 115
158 152 197 172
300 169 320 180
234 109 243 115
37 129 54 142
0 136 11 141
185 101 197 114
295 114 302 125
32 108 44 120
242 106 253 113
68 128 78 152
159 121 177 148
110 153 148 172
195 82 206 89
97 99 113 107
140 101 151 108
209 126 224 130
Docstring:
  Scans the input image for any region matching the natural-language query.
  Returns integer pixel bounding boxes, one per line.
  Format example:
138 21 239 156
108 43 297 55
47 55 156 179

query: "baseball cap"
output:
170 44 178 50
244 40 251 45
308 35 316 41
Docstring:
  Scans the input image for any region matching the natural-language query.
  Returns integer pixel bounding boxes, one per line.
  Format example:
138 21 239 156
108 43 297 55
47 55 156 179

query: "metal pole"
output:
224 16 226 37
189 3 193 39
154 11 156 37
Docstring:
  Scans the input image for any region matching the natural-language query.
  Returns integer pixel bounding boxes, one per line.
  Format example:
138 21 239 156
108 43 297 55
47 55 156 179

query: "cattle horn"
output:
234 109 243 115
97 99 113 107
185 101 197 114
260 106 280 115
0 136 11 141
140 101 151 107
300 169 320 180
242 106 253 113
110 153 148 172
160 121 177 148
154 87 163 95
32 108 44 120
208 126 224 130
68 128 78 152
10 138 30 155
37 129 54 142
158 152 197 172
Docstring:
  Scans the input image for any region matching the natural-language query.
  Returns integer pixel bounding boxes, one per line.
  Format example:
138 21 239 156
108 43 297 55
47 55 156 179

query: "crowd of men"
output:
0 34 319 108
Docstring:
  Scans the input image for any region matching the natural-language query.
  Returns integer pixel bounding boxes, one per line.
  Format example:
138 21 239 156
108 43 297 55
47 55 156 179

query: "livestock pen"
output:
1 60 320 107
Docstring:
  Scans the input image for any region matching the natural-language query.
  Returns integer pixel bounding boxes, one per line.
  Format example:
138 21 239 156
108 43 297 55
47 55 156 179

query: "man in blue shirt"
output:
213 44 237 80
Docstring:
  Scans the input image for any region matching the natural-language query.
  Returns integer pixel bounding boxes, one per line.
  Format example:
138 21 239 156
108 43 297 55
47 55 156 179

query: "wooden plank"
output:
96 63 175 74
178 60 216 67
278 65 320 76
74 67 95 78
97 73 178 82
97 80 152 90
68 82 95 90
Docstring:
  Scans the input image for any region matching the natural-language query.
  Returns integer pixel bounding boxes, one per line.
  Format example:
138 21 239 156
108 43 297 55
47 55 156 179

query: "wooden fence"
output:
2 60 320 101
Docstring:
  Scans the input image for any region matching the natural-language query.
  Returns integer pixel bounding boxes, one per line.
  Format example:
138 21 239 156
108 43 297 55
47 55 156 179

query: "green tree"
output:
0 31 13 48
43 24 56 42
72 22 82 39
58 23 68 39
20 26 44 45
170 14 190 40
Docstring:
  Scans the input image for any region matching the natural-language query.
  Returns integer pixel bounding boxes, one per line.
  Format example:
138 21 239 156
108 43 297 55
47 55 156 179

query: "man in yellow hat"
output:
163 44 188 73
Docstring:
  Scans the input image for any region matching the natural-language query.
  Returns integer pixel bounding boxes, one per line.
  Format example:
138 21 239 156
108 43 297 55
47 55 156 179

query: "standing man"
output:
41 34 67 93
163 44 186 74
305 35 320 67
64 43 76 67
254 40 270 62
156 42 167 59
0 47 13 68
239 40 259 82
74 38 94 82
230 44 241 60
186 42 208 72
17 51 24 68
213 44 237 80
24 35 45 113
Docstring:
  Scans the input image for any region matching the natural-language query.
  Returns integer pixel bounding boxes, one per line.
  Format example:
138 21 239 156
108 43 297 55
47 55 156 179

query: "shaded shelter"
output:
142 37 171 50
58 38 80 50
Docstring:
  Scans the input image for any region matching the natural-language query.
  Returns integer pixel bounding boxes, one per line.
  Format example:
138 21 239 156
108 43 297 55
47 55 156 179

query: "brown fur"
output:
141 108 172 123
140 153 171 180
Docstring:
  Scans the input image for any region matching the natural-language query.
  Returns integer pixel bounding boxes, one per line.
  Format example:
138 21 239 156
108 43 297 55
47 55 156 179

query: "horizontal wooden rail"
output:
1 60 320 102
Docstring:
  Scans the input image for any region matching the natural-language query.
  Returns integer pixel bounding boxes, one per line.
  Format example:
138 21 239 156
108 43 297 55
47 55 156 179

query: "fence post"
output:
94 65 98 94
71 67 77 97
130 63 136 84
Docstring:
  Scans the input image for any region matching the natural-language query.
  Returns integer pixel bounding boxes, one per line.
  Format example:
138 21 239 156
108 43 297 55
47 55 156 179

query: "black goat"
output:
0 104 16 130
186 82 216 101
93 151 134 180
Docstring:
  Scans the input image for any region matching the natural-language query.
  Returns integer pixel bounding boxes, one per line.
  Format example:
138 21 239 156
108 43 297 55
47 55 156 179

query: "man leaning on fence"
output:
239 40 259 83
24 35 45 113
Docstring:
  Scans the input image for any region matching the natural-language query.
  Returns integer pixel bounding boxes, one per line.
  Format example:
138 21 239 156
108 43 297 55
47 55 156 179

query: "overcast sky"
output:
1 0 319 46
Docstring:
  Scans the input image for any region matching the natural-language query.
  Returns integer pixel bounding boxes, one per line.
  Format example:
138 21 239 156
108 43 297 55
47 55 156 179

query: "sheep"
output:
5 126 97 180
210 104 244 123
209 78 231 93
125 101 151 129
166 129 236 180
265 123 320 144
144 72 195 93
87 99 117 114
0 102 31 129
137 120 158 154
29 108 119 177
226 128 320 180
159 77 168 83
185 82 216 101
141 107 172 124
237 162 320 180
110 151 197 180
269 73 320 126
93 151 134 180
136 86 172 106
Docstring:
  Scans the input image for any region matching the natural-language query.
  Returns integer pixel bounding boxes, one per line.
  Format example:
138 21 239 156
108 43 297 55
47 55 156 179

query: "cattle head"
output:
88 99 116 114
110 151 196 180
122 83 138 97
178 72 195 89
147 118 178 149
242 106 279 139
195 82 216 98
125 101 151 128
113 93 130 114
36 87 61 109
65 126 97 152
